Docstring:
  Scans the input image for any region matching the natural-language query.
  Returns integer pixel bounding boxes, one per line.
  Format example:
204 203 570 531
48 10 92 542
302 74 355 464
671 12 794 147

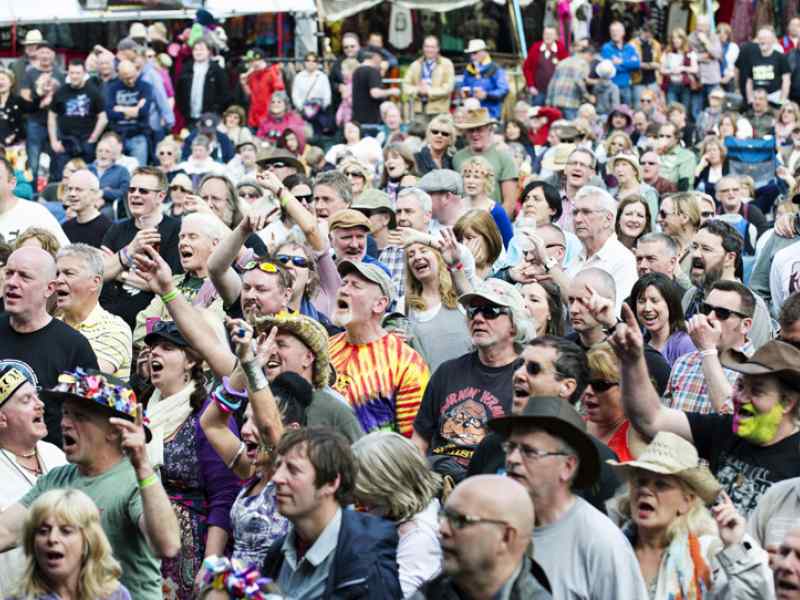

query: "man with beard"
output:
682 219 772 348
609 303 800 517
329 260 429 436
411 279 533 481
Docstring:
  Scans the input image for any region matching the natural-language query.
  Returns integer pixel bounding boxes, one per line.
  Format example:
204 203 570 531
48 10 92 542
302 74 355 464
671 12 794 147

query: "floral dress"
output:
160 409 240 600
229 478 289 567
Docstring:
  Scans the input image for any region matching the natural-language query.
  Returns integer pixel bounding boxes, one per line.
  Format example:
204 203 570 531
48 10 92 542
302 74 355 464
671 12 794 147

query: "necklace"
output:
0 447 42 486
13 449 37 458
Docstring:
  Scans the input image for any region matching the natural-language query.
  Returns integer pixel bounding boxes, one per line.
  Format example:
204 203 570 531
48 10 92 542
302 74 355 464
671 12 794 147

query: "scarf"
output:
654 531 712 600
421 58 436 83
146 381 196 468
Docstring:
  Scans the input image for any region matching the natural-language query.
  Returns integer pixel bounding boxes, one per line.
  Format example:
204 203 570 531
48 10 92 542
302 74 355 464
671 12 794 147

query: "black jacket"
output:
176 59 231 119
262 509 403 600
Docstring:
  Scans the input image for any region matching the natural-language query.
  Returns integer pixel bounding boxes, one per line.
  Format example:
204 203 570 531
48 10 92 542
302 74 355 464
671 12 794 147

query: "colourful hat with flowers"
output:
41 369 151 442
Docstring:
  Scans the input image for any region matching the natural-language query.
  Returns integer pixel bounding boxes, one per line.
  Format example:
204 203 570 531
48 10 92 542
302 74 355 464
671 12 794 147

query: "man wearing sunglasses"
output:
640 151 678 196
412 279 532 482
415 474 552 599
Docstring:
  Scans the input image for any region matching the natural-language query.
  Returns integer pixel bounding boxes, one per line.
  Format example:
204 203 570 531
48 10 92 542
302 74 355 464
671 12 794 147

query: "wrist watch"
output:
544 256 558 273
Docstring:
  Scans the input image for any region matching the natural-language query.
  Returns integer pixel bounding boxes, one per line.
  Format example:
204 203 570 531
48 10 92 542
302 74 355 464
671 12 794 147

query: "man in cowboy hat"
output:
0 370 180 600
489 396 648 599
452 105 518 217
459 39 508 121
610 300 800 516
11 29 43 95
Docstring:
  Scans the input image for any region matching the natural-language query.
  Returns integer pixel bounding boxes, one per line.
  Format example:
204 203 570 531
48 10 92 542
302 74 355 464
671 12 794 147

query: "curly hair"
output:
404 243 458 312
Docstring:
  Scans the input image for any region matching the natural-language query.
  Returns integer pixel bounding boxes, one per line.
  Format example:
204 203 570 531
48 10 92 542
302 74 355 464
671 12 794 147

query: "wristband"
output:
118 250 126 269
278 187 290 208
138 473 159 490
448 261 464 272
604 318 623 335
226 441 246 470
700 348 718 357
242 359 268 392
161 289 179 304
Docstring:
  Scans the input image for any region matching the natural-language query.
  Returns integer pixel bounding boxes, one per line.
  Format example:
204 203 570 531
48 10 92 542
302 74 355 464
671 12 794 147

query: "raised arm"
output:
258 171 325 252
606 304 693 442
687 314 734 413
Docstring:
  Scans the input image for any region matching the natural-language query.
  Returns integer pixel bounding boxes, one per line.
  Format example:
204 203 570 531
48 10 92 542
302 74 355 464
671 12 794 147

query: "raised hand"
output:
132 245 175 296
584 284 617 329
109 406 150 472
240 205 280 234
687 313 722 352
253 326 279 369
226 317 257 361
435 227 461 267
127 228 161 257
711 491 746 547
607 303 645 362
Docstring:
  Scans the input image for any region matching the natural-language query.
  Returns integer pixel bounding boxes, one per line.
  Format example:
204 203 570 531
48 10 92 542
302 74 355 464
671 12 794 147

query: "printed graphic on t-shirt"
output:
753 63 776 83
714 452 774 516
65 93 92 117
434 387 505 464
789 261 800 295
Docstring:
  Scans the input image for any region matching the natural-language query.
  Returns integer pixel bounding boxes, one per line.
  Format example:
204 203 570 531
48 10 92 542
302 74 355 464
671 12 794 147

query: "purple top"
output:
660 330 697 367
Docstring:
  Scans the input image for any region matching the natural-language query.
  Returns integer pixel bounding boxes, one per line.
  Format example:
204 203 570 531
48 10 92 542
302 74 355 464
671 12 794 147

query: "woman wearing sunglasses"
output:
414 114 455 175
166 172 193 217
628 273 695 367
156 137 185 183
337 158 372 199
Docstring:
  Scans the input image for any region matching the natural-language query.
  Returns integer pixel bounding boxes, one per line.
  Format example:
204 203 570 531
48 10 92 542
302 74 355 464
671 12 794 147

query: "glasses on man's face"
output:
524 360 560 378
501 441 569 462
438 507 508 531
242 261 279 274
700 210 716 218
699 302 750 321
276 254 310 268
128 186 160 195
430 129 451 137
466 304 511 320
588 379 619 393
658 209 675 219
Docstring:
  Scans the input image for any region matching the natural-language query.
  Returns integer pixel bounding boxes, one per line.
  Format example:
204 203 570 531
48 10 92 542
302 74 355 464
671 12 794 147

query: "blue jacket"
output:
600 42 641 89
105 77 154 138
459 61 509 120
89 163 131 204
262 509 403 600
141 62 175 132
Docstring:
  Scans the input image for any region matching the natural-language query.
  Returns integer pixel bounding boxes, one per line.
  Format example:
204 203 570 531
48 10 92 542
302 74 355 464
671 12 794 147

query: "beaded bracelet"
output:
202 555 279 599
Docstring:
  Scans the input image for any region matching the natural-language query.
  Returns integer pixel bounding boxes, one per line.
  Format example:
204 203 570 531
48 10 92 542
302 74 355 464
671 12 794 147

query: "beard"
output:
332 308 353 328
690 257 725 290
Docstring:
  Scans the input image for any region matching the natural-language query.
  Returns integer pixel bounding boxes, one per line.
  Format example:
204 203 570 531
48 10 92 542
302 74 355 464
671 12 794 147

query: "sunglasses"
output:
345 171 365 178
294 193 313 204
239 191 261 199
276 254 310 268
242 261 279 274
524 360 560 377
430 129 451 137
170 185 191 193
466 304 511 320
699 302 750 321
158 150 174 156
128 186 160 195
700 210 716 218
588 379 618 392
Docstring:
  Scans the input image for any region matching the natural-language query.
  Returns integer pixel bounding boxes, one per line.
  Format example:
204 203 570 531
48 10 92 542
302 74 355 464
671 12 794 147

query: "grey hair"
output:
638 232 678 256
56 243 104 279
314 170 353 206
181 212 227 242
397 187 433 213
575 185 618 219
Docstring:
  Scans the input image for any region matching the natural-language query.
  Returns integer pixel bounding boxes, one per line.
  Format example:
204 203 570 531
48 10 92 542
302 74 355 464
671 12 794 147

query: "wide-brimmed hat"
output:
456 107 498 130
0 360 38 408
352 189 396 230
720 340 800 381
607 153 642 181
488 396 600 489
253 312 332 390
464 39 488 54
607 431 721 503
41 369 152 442
338 259 395 302
257 147 305 174
459 278 526 314
22 29 44 45
541 143 576 172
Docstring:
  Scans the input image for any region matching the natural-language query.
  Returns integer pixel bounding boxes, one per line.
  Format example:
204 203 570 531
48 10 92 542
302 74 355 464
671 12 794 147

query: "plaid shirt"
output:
665 340 755 413
379 245 406 299
545 56 589 110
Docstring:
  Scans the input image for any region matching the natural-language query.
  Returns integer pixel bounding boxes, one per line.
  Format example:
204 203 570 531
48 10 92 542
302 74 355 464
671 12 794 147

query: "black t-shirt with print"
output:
413 352 520 469
688 412 800 517
749 51 791 94
51 82 104 138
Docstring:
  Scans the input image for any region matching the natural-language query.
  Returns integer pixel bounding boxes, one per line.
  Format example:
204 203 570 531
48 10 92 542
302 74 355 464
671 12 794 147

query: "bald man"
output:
61 169 112 247
413 475 552 599
0 247 98 446
105 58 153 167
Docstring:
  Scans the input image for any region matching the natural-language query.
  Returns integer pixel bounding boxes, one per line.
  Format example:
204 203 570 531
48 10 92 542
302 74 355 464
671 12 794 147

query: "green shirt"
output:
453 144 519 205
21 459 161 600
659 145 697 190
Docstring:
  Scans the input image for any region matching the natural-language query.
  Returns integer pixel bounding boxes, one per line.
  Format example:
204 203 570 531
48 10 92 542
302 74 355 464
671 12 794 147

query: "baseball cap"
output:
338 259 395 302
458 278 526 313
197 113 220 134
144 320 189 348
418 169 463 195
0 360 38 408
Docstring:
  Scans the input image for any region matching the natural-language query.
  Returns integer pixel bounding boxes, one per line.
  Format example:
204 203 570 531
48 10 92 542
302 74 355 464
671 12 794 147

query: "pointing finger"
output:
621 303 638 326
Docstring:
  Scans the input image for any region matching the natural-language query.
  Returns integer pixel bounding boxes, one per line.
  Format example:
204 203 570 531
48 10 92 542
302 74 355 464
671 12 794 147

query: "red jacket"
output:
247 65 286 129
522 40 569 89
528 106 562 147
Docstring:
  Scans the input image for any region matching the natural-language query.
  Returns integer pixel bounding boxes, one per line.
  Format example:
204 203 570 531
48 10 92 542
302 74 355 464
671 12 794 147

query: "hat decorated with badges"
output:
41 369 151 441
0 360 38 408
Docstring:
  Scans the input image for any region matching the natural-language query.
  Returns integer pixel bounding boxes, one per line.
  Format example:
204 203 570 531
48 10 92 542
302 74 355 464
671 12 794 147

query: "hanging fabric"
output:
389 3 414 49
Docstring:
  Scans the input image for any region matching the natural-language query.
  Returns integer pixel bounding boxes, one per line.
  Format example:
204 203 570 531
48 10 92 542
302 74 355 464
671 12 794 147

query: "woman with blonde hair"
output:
13 488 131 599
609 431 771 599
415 113 455 174
338 157 372 198
453 209 504 279
661 28 696 108
352 431 442 599
776 101 800 147
459 156 513 247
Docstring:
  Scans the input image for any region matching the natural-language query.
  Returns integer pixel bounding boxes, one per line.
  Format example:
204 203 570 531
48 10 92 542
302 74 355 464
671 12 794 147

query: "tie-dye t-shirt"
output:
328 332 429 436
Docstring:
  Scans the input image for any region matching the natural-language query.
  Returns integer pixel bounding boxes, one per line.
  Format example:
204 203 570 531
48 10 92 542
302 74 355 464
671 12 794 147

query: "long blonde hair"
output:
404 243 458 311
17 489 124 600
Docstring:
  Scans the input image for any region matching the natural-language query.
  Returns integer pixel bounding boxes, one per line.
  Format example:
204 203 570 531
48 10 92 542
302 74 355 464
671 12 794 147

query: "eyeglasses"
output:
430 129 451 137
438 507 508 530
699 302 750 321
588 379 619 392
501 441 569 461
466 304 511 320
239 191 261 199
294 193 313 204
524 360 561 378
242 261 279 274
170 185 191 194
158 150 174 156
344 171 365 178
276 254 310 268
700 210 716 218
128 186 160 195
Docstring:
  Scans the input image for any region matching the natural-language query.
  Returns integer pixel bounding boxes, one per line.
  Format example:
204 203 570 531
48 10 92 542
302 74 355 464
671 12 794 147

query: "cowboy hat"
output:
464 39 488 54
488 396 600 489
257 147 305 174
541 143 576 172
720 340 800 383
607 431 721 503
456 107 498 130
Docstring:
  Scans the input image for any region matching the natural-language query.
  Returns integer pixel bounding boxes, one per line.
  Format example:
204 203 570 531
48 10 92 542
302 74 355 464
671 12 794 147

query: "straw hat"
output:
607 431 722 503
22 30 43 45
464 39 488 54
607 153 643 181
541 143 576 172
456 107 498 130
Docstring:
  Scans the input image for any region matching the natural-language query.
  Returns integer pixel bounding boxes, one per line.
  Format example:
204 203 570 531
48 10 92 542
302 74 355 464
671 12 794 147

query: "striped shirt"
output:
328 332 429 436
61 303 133 379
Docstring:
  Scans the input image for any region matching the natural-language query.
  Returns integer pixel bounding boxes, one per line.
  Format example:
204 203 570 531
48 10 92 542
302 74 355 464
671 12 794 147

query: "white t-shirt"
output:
0 198 69 246
769 240 800 314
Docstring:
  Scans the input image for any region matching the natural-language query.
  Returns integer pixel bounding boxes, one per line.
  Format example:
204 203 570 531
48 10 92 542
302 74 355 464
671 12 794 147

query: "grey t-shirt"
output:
533 497 648 600
408 305 472 375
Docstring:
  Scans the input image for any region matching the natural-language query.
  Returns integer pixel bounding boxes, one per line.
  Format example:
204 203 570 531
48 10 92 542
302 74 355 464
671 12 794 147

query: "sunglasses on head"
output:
277 254 310 268
588 379 618 392
243 260 279 274
466 304 511 320
699 302 749 321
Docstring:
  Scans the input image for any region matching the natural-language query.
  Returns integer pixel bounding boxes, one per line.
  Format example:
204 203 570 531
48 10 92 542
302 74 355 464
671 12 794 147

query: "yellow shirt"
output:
61 303 133 380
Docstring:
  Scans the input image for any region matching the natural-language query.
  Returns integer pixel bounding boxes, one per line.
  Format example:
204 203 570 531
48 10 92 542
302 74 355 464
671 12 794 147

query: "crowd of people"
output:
4 9 800 600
